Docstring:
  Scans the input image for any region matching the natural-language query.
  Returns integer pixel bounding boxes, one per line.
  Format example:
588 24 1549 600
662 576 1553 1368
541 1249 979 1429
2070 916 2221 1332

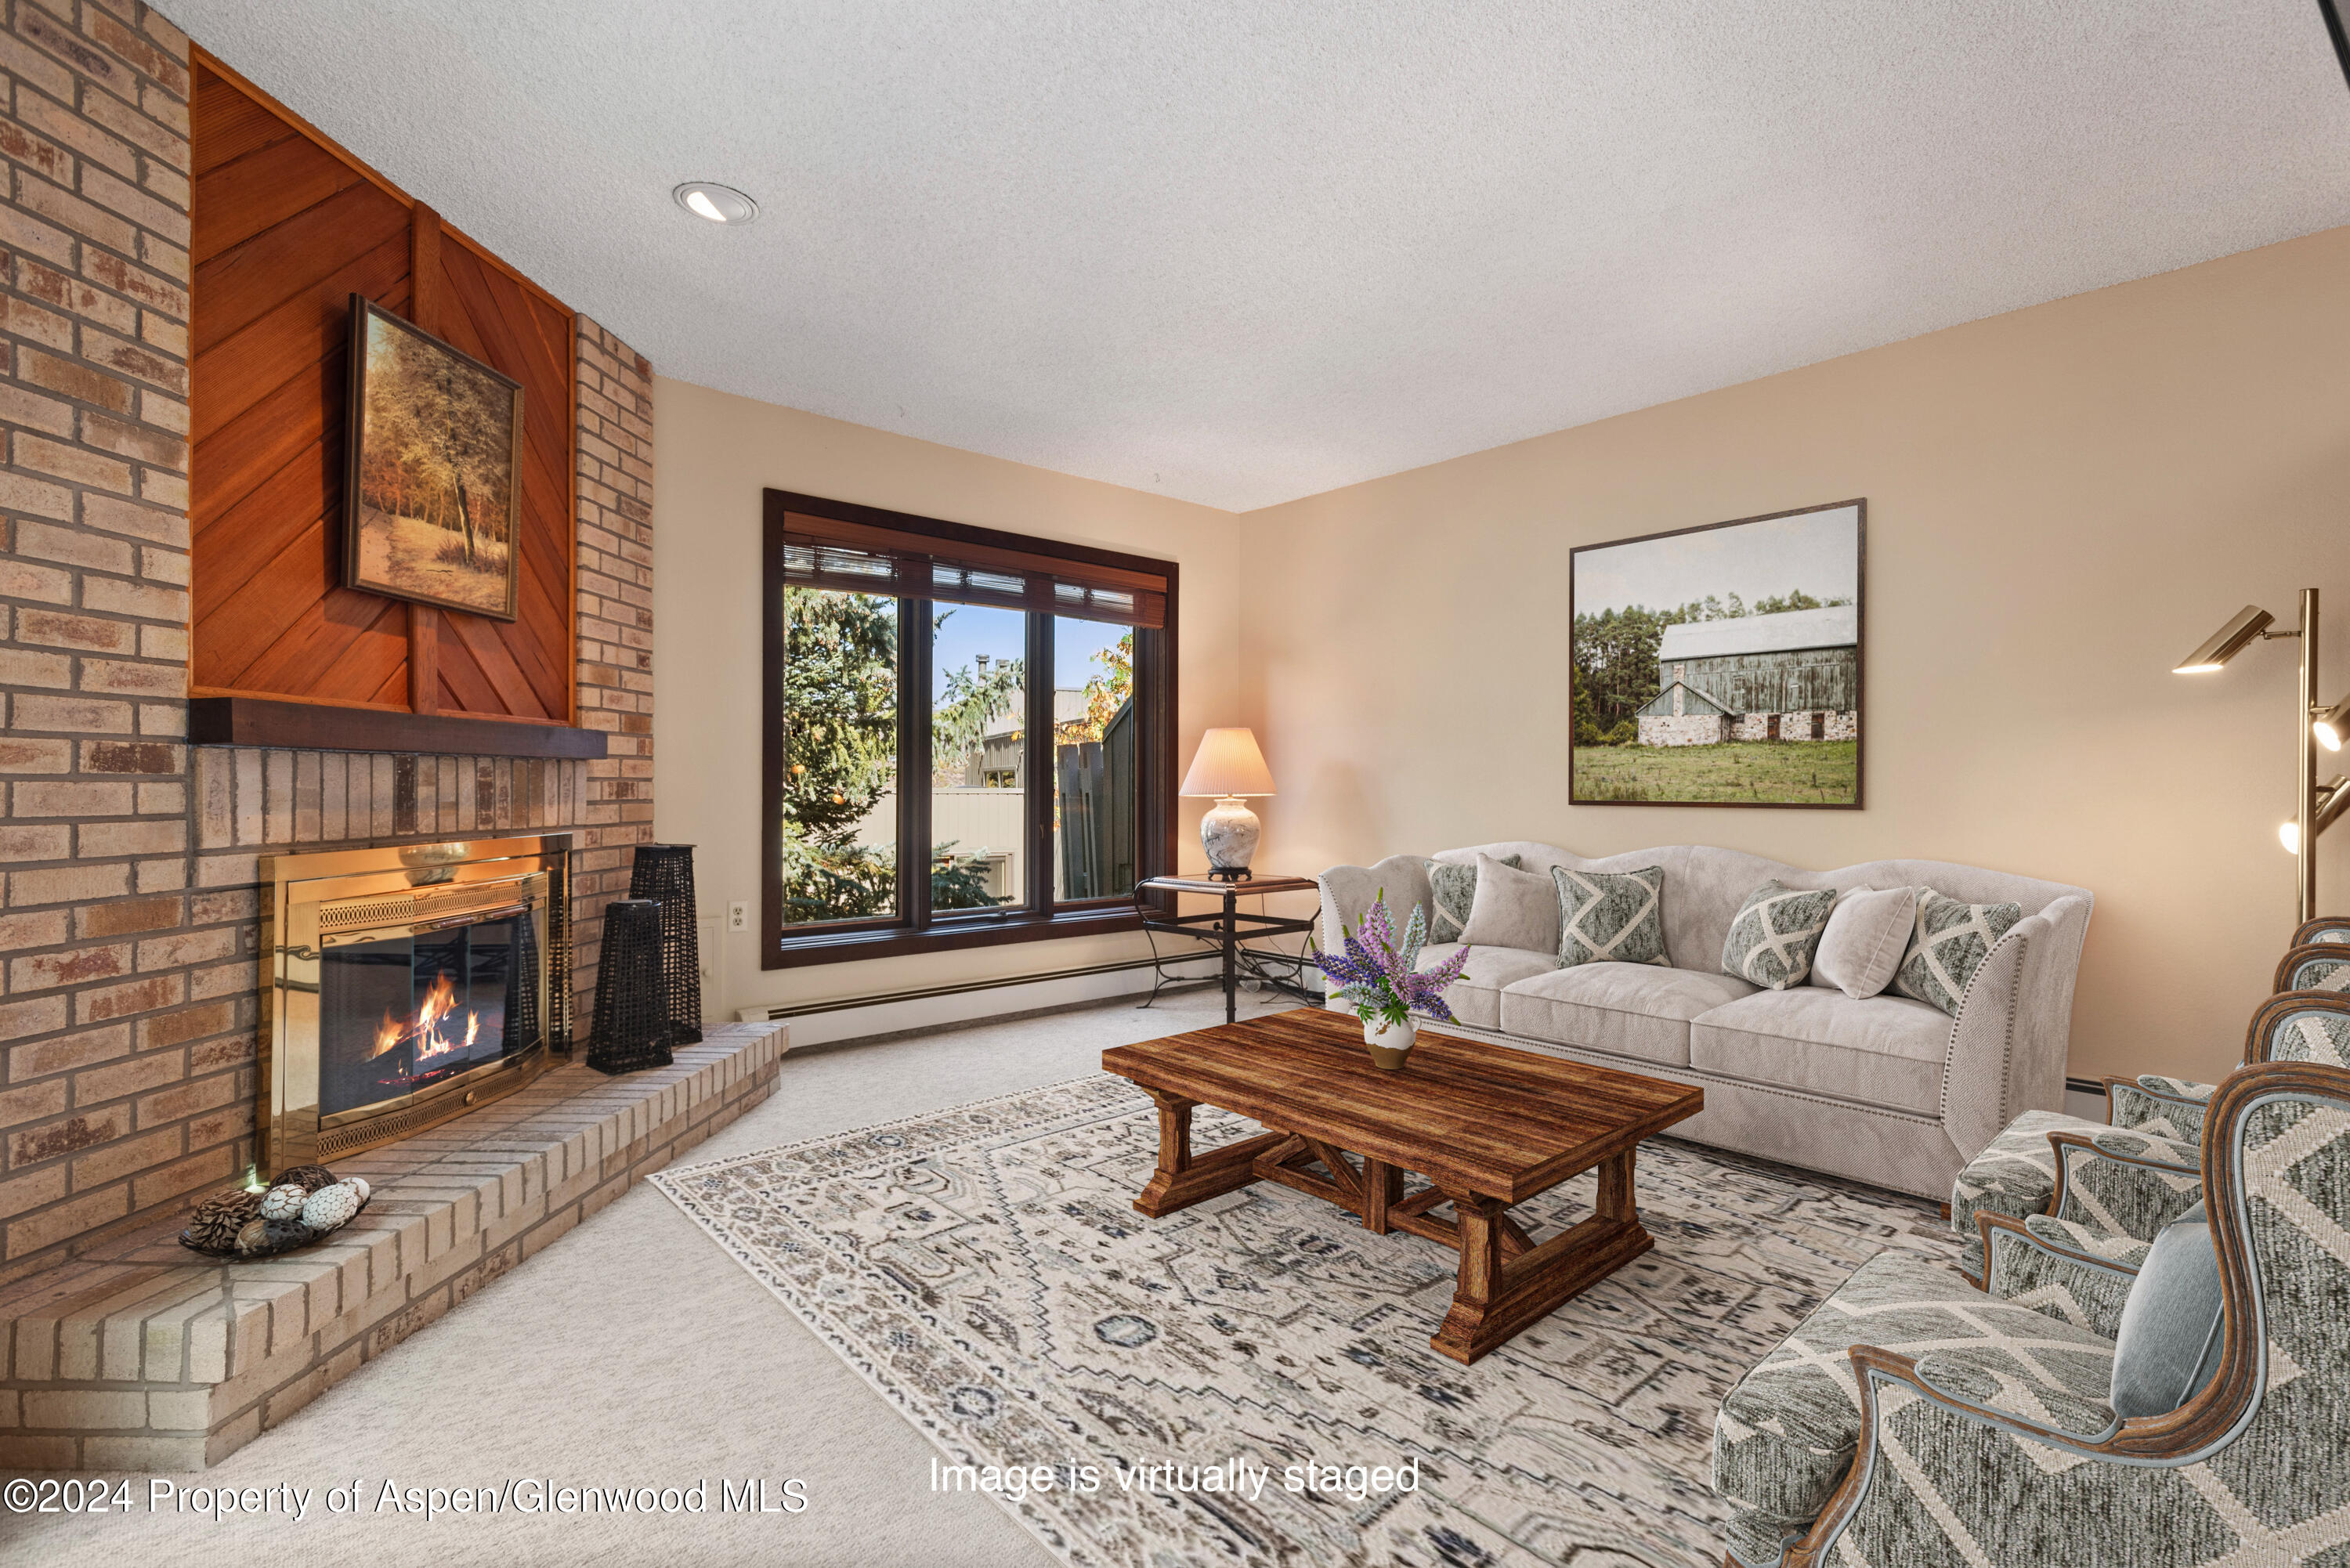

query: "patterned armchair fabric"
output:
1710 1248 2120 1566
1982 1215 2139 1339
1734 1060 2350 1568
2045 1126 2202 1252
2291 916 2350 946
1948 1114 2200 1281
2106 1073 2216 1142
1936 981 2347 1274
1947 1108 2090 1280
2018 1212 2154 1272
2273 943 2350 995
2249 992 2350 1069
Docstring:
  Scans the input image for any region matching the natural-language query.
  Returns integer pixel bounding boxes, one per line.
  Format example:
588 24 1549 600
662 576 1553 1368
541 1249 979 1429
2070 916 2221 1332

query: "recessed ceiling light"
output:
674 182 758 225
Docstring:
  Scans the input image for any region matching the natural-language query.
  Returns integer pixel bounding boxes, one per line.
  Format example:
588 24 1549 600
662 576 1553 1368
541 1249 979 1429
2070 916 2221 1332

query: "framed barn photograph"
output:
342 294 525 621
1569 500 1864 808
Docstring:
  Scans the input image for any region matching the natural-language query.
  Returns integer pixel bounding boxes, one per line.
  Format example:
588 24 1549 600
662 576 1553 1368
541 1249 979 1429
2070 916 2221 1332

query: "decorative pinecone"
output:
299 1181 361 1232
181 1188 262 1254
258 1182 309 1222
275 1164 338 1194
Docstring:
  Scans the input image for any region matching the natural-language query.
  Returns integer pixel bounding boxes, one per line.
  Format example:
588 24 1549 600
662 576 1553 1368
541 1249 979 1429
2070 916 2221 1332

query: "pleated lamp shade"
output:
1179 728 1275 797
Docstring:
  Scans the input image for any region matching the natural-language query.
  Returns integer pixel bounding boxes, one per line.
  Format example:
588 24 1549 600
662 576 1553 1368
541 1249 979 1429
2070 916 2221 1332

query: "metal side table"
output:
1133 873 1321 1024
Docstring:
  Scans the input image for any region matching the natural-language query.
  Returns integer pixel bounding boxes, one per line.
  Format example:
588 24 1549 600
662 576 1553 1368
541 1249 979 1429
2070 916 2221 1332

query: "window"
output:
762 491 1176 966
776 588 898 925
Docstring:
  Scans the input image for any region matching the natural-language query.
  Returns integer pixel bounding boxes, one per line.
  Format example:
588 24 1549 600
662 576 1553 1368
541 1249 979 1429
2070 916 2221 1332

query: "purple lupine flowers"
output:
1312 890 1471 1028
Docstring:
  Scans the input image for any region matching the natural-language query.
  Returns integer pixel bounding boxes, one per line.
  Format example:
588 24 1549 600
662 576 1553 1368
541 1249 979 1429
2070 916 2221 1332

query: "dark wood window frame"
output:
761 490 1179 970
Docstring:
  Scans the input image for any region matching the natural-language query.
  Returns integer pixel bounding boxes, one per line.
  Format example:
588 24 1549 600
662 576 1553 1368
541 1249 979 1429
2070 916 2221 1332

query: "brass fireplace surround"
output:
261 833 572 1177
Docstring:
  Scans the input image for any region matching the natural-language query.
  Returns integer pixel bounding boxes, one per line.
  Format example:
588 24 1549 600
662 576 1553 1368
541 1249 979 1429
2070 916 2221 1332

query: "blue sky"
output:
931 605 1127 698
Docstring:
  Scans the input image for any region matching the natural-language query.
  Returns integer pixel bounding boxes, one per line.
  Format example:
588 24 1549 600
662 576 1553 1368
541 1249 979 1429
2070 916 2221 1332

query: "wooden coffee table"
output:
1101 1007 1704 1364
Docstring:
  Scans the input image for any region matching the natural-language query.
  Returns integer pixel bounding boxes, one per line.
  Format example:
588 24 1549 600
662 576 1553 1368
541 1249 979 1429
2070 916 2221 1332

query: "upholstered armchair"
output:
2277 942 2350 994
1948 966 2350 1281
2245 989 2350 1071
2294 914 2350 946
1715 1058 2350 1567
1949 1108 2201 1283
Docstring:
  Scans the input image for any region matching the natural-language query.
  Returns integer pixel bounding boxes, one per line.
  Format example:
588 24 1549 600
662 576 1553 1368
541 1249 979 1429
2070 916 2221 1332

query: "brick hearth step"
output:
0 1022 785 1471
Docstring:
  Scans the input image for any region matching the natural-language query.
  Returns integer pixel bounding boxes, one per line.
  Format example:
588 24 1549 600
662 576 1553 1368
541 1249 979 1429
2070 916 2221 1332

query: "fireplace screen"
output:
318 912 538 1120
262 834 571 1176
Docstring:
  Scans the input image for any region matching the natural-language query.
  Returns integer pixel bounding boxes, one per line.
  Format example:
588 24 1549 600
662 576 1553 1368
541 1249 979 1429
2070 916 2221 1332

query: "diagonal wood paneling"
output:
190 60 576 723
433 240 569 718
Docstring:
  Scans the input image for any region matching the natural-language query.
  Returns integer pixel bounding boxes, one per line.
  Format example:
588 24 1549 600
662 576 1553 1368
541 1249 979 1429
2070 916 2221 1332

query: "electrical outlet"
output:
727 900 749 932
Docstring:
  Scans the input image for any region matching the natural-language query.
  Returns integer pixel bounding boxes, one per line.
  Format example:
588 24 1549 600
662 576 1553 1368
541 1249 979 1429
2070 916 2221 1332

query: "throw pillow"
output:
1891 890 2023 1017
2110 1208 2225 1418
1810 885 1919 999
1459 853 1564 954
1552 865 1668 968
1424 854 1517 943
1719 880 1839 989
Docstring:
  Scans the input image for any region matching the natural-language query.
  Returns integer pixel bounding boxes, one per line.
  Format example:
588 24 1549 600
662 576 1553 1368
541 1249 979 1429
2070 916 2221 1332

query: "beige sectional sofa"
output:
1314 842 2093 1199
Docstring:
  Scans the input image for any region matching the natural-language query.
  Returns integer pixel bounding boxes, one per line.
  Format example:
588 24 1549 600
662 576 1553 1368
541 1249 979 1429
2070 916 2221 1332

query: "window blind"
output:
778 511 1167 628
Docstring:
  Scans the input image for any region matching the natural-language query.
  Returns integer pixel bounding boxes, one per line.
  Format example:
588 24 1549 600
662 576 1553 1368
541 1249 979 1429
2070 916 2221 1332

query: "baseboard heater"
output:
736 954 1227 1047
2063 1075 2110 1097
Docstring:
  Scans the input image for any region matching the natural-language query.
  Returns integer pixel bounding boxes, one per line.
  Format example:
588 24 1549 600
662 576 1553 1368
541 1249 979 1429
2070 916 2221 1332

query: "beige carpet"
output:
5 988 1281 1568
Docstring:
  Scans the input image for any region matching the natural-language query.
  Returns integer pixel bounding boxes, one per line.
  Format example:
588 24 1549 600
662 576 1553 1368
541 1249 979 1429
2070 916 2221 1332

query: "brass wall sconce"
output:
2175 589 2349 923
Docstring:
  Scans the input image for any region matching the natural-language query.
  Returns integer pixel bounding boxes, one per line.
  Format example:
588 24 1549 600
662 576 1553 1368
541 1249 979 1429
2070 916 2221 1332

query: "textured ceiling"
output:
174 2 2350 511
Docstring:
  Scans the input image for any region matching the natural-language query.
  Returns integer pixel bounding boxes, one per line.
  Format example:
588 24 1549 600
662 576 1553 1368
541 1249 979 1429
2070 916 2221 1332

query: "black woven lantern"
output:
627 842 703 1046
587 898 673 1075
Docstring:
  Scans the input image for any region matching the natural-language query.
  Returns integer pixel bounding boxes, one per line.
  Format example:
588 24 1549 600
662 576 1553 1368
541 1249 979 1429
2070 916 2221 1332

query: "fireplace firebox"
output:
262 834 572 1176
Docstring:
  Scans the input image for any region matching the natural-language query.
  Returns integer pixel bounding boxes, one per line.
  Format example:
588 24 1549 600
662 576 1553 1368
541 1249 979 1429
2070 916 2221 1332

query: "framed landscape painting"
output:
342 294 525 621
1569 500 1864 808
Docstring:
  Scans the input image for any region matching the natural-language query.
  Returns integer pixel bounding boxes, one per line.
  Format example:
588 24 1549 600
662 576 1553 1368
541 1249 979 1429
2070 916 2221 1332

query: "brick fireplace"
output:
0 7 659 1284
0 4 794 1474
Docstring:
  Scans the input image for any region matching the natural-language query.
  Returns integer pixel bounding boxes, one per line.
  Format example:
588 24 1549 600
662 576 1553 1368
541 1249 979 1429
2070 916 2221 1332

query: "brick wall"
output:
0 0 197 1284
569 322 654 1014
0 6 660 1283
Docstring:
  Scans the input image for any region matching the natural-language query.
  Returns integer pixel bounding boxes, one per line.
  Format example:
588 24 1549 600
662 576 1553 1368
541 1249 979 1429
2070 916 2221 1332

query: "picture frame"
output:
342 294 526 622
1567 499 1865 809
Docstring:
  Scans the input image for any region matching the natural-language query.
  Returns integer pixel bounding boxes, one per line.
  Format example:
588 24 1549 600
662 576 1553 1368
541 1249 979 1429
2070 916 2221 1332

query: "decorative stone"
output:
261 1218 313 1252
276 1164 339 1194
182 1164 375 1257
300 1181 361 1230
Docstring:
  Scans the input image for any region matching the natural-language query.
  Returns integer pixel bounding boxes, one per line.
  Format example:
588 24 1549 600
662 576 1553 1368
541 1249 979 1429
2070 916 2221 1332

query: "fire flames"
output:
369 971 481 1066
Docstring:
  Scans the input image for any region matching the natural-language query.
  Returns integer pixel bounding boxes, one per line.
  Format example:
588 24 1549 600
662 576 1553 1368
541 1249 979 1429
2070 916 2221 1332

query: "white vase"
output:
1199 796 1261 875
1361 1014 1416 1071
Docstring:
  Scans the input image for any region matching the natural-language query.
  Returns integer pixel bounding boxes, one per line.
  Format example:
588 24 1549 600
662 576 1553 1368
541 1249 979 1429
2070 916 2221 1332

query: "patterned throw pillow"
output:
1719 880 1839 990
1552 865 1668 967
1892 890 2023 1016
1424 854 1517 943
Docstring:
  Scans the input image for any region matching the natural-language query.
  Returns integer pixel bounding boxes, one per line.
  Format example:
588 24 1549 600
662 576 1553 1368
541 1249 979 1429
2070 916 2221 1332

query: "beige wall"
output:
1241 225 2350 1087
652 377 1246 1018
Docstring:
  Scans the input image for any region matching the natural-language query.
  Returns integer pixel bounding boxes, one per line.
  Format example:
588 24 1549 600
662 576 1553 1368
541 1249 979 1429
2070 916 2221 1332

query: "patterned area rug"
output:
650 1075 1956 1568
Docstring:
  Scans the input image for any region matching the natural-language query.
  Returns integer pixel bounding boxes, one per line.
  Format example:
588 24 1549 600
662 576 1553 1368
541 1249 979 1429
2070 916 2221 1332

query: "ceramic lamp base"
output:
1199 797 1261 875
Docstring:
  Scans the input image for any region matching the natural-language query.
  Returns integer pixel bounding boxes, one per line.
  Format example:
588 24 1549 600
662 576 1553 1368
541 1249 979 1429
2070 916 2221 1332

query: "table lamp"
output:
1180 728 1274 881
